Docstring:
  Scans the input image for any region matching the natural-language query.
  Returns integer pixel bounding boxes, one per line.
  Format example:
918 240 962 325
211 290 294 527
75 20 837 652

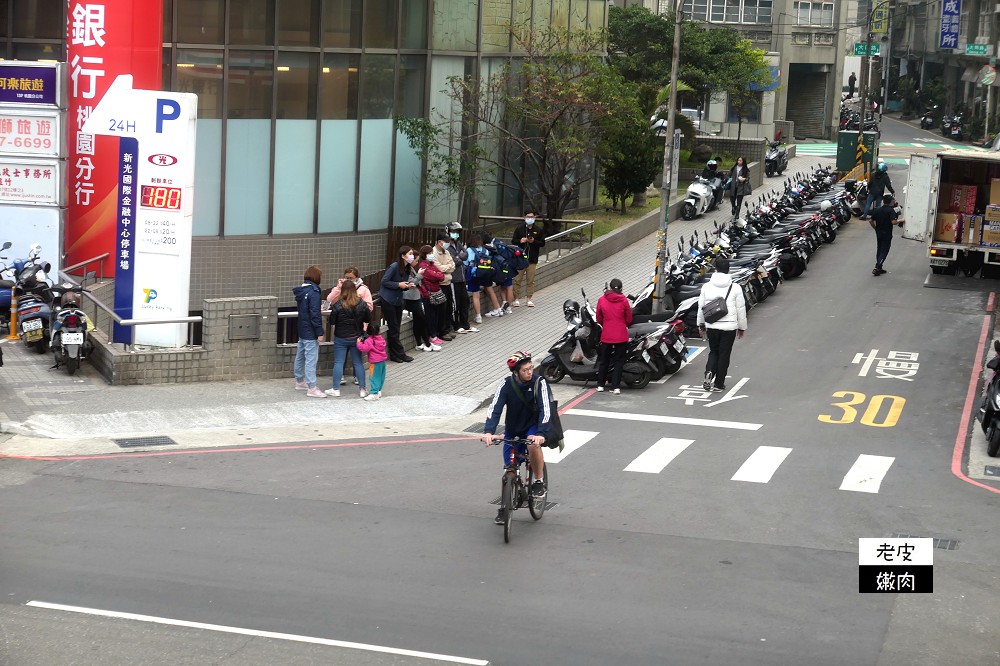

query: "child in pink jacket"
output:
356 325 388 401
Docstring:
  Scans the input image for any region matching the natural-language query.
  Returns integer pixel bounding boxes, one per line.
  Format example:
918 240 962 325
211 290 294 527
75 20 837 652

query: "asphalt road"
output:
2 175 1000 664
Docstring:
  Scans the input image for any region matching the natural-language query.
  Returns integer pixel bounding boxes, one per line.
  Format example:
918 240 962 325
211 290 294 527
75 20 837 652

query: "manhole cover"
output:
463 422 485 434
891 533 959 550
113 436 178 449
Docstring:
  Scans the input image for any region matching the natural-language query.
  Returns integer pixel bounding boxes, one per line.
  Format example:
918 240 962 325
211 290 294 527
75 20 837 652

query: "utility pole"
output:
855 1 875 174
655 0 683 314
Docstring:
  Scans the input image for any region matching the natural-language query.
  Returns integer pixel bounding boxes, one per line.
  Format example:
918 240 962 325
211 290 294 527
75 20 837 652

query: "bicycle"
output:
490 437 549 543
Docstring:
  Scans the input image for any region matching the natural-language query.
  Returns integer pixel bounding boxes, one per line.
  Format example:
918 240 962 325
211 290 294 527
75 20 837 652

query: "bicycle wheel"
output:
501 471 515 543
529 462 548 520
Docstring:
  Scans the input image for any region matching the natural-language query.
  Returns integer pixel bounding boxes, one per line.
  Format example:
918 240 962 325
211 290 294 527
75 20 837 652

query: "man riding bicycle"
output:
482 351 555 524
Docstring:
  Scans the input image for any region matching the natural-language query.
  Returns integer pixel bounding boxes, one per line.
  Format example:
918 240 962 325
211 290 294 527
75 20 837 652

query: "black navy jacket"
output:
484 375 554 438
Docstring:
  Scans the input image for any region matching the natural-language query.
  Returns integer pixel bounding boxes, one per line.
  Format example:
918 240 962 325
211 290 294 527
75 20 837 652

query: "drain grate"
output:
113 435 178 449
890 533 959 551
985 465 1000 477
489 496 557 510
463 422 485 434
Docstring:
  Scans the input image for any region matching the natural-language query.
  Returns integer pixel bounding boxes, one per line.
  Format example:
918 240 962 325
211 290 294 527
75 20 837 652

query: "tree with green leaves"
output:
715 40 773 142
398 25 638 223
599 104 661 213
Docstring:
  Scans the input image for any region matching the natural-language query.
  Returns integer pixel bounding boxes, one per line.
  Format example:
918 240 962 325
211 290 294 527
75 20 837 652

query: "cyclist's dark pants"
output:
502 425 537 467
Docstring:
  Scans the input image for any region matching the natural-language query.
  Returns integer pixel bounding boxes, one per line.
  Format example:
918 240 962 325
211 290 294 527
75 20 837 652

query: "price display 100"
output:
140 185 182 210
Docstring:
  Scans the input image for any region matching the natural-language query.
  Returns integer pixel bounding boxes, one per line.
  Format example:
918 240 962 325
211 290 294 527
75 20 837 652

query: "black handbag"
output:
702 284 732 324
429 289 447 305
508 376 565 449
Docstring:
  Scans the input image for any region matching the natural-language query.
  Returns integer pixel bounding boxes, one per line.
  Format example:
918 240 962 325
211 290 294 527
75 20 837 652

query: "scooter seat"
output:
632 311 676 324
628 322 671 337
0 280 13 289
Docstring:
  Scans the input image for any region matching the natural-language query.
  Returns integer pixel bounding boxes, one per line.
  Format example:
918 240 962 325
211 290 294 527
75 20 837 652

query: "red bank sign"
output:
66 0 162 272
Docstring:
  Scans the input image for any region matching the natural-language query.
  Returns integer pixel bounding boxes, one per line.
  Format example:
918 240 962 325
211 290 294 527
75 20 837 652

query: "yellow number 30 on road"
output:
818 391 905 428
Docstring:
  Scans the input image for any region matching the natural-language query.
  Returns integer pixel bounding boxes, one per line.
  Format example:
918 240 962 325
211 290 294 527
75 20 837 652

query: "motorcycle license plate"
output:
25 329 42 342
929 257 950 267
61 332 84 345
22 318 42 332
659 341 670 355
673 339 685 353
642 351 651 363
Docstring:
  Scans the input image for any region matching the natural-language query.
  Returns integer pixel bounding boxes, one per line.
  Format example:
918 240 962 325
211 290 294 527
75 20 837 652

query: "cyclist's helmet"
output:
878 162 887 173
820 200 832 212
563 299 580 320
706 159 718 170
506 350 532 372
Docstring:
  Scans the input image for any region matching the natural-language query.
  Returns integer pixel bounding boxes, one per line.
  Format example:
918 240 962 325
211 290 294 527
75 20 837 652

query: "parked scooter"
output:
920 105 938 130
50 282 91 374
942 112 964 141
537 289 653 389
764 141 789 177
0 241 14 331
13 245 54 353
978 339 1000 457
681 176 716 220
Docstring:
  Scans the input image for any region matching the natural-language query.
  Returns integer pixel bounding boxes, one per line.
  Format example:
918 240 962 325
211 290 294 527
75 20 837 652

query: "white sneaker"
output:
612 388 621 395
294 381 308 390
429 342 442 351
526 300 535 307
487 309 501 317
359 389 369 398
416 344 431 351
466 326 479 333
474 314 483 324
306 387 327 398
504 306 513 314
324 388 341 397
513 300 521 307
364 392 381 401
596 386 604 392
456 328 468 334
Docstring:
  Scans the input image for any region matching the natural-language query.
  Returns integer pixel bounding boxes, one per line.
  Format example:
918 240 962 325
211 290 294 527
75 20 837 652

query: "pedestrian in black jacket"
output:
292 265 326 398
511 211 546 307
327 279 371 397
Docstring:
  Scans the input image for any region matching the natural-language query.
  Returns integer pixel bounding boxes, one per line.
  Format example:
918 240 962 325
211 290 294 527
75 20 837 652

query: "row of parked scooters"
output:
1 242 92 374
538 164 856 391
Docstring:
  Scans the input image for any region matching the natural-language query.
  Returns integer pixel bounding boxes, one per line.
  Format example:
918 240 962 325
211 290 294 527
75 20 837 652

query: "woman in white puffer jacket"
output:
696 257 748 392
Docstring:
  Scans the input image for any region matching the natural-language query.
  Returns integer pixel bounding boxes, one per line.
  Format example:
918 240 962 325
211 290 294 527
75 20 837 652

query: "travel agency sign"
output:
82 75 197 348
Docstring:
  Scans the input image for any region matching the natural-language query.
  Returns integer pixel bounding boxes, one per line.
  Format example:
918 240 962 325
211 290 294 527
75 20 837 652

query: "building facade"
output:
2 0 606 305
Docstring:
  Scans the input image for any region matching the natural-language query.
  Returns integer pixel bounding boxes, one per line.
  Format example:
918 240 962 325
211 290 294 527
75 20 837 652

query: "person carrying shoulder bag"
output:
696 257 747 392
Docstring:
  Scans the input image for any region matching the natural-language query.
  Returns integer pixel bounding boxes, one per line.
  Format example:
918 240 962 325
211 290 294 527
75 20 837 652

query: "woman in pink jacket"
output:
417 245 446 346
595 278 633 394
357 325 388 401
327 266 374 318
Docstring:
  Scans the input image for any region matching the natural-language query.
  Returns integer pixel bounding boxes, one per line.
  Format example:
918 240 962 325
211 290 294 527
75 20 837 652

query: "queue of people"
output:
293 212 546 399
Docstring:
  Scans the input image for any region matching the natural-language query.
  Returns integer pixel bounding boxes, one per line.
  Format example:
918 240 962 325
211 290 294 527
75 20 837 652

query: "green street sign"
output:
854 43 881 56
966 44 989 56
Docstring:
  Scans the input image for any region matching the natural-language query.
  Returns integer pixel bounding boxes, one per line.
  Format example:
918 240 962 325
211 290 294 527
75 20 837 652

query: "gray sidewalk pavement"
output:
0 151 829 450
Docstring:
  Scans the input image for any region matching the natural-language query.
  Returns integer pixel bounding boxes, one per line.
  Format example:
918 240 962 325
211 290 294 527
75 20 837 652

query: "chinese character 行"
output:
70 54 105 99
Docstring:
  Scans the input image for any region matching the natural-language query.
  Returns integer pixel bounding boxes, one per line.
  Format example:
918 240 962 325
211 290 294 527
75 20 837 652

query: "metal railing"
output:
58 256 202 350
538 220 595 261
474 215 595 262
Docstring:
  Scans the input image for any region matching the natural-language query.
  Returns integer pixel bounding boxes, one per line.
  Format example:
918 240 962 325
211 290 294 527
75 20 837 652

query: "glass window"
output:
727 91 763 123
323 0 362 48
321 53 360 119
228 50 274 119
177 0 224 44
483 0 512 51
361 54 395 119
365 0 397 48
12 42 62 61
685 0 709 21
425 56 470 226
225 120 272 235
193 120 223 236
277 51 318 119
176 49 223 119
432 0 477 51
743 0 772 24
0 0 8 38
230 0 275 45
279 0 319 46
396 55 425 119
273 121 317 233
13 0 62 39
357 120 393 230
710 0 740 22
393 130 422 227
318 119 358 232
163 0 173 42
401 0 427 48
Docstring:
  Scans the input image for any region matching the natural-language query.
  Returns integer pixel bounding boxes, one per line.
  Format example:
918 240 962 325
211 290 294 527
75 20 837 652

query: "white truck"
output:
903 149 1000 276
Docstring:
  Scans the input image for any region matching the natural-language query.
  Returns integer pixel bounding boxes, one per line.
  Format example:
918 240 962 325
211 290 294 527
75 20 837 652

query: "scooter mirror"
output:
995 339 1000 353
1 241 10 250
42 262 51 273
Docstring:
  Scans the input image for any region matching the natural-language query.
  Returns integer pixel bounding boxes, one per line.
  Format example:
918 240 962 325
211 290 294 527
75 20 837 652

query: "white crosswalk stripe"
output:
839 454 895 493
623 437 694 474
730 446 792 483
543 429 598 464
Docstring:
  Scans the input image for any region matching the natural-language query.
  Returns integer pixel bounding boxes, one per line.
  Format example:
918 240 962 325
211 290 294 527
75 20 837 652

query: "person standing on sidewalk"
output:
869 194 905 276
417 245 446 347
379 247 415 363
511 211 546 307
432 234 458 341
445 222 477 333
357 324 387 401
848 72 857 99
465 235 502 323
594 278 633 395
696 257 747 392
327 280 371 397
292 265 327 398
861 162 894 220
728 157 752 219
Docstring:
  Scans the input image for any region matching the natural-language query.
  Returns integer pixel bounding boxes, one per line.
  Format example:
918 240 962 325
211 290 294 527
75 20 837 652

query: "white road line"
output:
25 601 490 666
730 446 792 483
911 142 925 147
544 429 597 463
566 408 762 431
624 437 694 473
882 142 895 146
839 454 894 493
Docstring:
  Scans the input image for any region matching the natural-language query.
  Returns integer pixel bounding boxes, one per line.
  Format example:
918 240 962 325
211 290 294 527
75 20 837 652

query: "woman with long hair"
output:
379 246 415 363
729 155 752 218
417 244 446 348
327 279 371 397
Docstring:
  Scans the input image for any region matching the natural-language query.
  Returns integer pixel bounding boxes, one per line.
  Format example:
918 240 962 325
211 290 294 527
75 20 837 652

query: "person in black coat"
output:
511 211 546 307
729 156 752 218
379 246 416 363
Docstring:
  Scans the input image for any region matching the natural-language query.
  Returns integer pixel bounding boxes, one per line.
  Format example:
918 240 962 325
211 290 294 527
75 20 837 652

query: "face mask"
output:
424 255 434 263
441 242 451 250
354 278 362 287
405 254 415 264
525 218 534 226
450 232 460 240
